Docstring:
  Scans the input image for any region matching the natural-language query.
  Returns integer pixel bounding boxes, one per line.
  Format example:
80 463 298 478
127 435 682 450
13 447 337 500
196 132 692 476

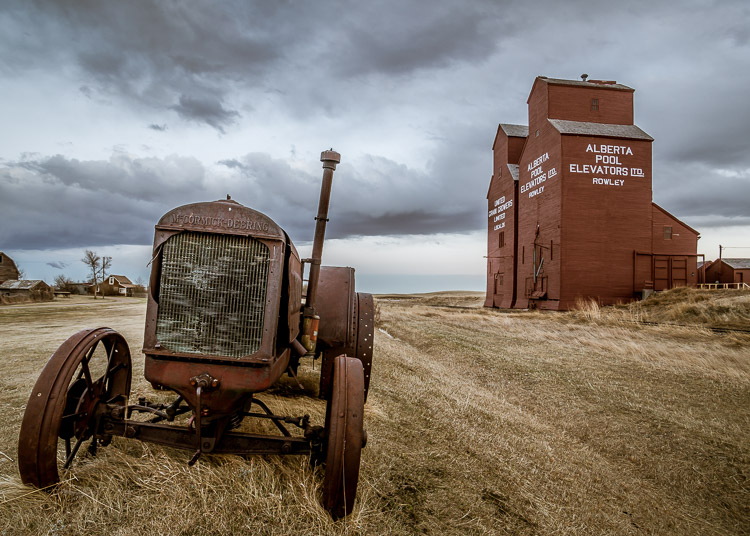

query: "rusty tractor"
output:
18 150 374 519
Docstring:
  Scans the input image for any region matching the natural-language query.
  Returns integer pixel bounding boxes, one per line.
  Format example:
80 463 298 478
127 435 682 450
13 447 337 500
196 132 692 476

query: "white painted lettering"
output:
592 178 625 186
528 185 545 198
586 144 634 155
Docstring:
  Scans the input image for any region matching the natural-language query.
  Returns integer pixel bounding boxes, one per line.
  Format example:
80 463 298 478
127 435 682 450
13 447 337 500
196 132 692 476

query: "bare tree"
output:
134 275 147 293
54 274 75 293
81 250 112 299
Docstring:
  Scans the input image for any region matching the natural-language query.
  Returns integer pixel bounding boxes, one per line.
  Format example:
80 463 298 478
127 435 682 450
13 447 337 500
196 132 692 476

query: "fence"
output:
697 282 750 290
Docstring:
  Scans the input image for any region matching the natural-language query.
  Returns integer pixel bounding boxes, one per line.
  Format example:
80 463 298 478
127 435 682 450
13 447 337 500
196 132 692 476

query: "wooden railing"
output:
698 282 750 290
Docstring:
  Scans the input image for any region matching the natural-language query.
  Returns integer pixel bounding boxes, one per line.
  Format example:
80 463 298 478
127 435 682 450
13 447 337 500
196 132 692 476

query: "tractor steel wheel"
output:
18 328 131 488
322 355 365 519
355 292 375 401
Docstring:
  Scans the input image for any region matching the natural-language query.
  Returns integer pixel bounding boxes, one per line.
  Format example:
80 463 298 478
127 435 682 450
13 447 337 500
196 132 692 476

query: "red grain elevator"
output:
485 76 700 310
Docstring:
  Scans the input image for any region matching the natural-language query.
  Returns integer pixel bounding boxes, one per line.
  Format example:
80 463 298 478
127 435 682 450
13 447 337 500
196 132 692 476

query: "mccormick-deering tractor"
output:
18 150 374 519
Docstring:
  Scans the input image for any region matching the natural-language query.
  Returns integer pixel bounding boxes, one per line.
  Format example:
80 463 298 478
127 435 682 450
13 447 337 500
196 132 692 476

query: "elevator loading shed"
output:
704 258 750 286
485 76 700 311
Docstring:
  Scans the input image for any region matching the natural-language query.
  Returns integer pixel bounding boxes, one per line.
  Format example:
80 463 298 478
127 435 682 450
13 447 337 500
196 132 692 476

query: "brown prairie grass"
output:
571 287 750 332
0 292 749 535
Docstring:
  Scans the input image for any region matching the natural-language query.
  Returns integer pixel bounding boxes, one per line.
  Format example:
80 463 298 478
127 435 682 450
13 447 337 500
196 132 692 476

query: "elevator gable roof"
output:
721 258 750 269
500 124 528 138
492 123 528 150
548 119 653 141
542 77 634 92
507 164 520 181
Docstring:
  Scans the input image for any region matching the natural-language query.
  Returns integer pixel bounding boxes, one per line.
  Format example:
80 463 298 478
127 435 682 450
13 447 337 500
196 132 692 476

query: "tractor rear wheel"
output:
321 355 365 519
18 328 131 488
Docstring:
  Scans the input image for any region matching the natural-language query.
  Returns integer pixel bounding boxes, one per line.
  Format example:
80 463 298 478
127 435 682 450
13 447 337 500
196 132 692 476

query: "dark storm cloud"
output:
0 152 302 249
148 124 167 132
335 2 507 76
220 123 490 240
641 75 750 169
653 162 750 228
331 209 480 237
79 86 94 99
0 123 488 250
18 154 205 203
0 154 209 250
329 122 489 237
1 0 749 248
0 0 515 124
170 94 240 133
46 261 68 269
217 159 245 170
0 1 296 129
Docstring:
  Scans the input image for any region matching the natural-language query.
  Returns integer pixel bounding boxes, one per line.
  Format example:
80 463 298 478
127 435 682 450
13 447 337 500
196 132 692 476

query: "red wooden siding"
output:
485 77 700 310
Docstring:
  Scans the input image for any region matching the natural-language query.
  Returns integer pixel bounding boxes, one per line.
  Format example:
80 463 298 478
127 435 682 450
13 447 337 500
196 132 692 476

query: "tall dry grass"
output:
570 287 750 332
372 296 749 534
1 292 749 534
0 297 396 535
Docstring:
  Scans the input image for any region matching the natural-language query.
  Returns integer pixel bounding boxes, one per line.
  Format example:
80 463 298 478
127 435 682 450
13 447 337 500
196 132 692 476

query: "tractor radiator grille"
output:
155 232 270 358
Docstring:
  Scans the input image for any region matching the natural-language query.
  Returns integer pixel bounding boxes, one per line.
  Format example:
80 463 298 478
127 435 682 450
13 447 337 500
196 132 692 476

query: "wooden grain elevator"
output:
486 76 700 310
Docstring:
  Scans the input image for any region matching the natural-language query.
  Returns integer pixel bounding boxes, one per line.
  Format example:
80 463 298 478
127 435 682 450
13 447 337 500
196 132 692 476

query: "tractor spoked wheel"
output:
18 328 131 488
321 355 365 519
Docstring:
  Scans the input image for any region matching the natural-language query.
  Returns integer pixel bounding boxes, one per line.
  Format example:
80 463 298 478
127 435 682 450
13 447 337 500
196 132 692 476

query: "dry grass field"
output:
1 290 749 535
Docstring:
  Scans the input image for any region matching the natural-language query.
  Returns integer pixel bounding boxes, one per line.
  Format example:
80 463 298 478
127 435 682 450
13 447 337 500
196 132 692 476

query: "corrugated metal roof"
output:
0 279 47 290
548 119 653 140
507 164 520 181
722 258 750 269
540 77 634 92
499 124 528 138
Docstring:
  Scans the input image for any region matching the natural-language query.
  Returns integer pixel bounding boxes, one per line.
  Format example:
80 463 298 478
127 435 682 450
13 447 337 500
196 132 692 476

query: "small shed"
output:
0 280 55 304
704 258 750 286
101 275 137 296
0 252 20 283
71 282 93 295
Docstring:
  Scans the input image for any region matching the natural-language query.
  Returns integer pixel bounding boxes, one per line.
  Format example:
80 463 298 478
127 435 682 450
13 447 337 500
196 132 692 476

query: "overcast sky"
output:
1 0 749 292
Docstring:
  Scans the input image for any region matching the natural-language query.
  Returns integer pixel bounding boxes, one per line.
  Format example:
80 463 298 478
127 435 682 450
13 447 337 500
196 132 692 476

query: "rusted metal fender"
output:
316 266 356 348
316 267 374 401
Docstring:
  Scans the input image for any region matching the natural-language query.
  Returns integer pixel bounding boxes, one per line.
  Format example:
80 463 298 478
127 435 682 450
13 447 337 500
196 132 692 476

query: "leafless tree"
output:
81 250 111 299
134 275 147 293
54 274 75 293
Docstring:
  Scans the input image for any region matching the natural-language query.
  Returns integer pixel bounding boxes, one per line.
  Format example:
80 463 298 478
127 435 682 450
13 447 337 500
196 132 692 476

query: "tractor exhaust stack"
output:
305 149 341 314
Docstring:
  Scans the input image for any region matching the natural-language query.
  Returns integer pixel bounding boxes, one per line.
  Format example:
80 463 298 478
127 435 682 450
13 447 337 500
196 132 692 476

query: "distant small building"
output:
71 282 93 295
704 258 750 285
100 274 137 296
0 252 20 283
0 280 54 304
